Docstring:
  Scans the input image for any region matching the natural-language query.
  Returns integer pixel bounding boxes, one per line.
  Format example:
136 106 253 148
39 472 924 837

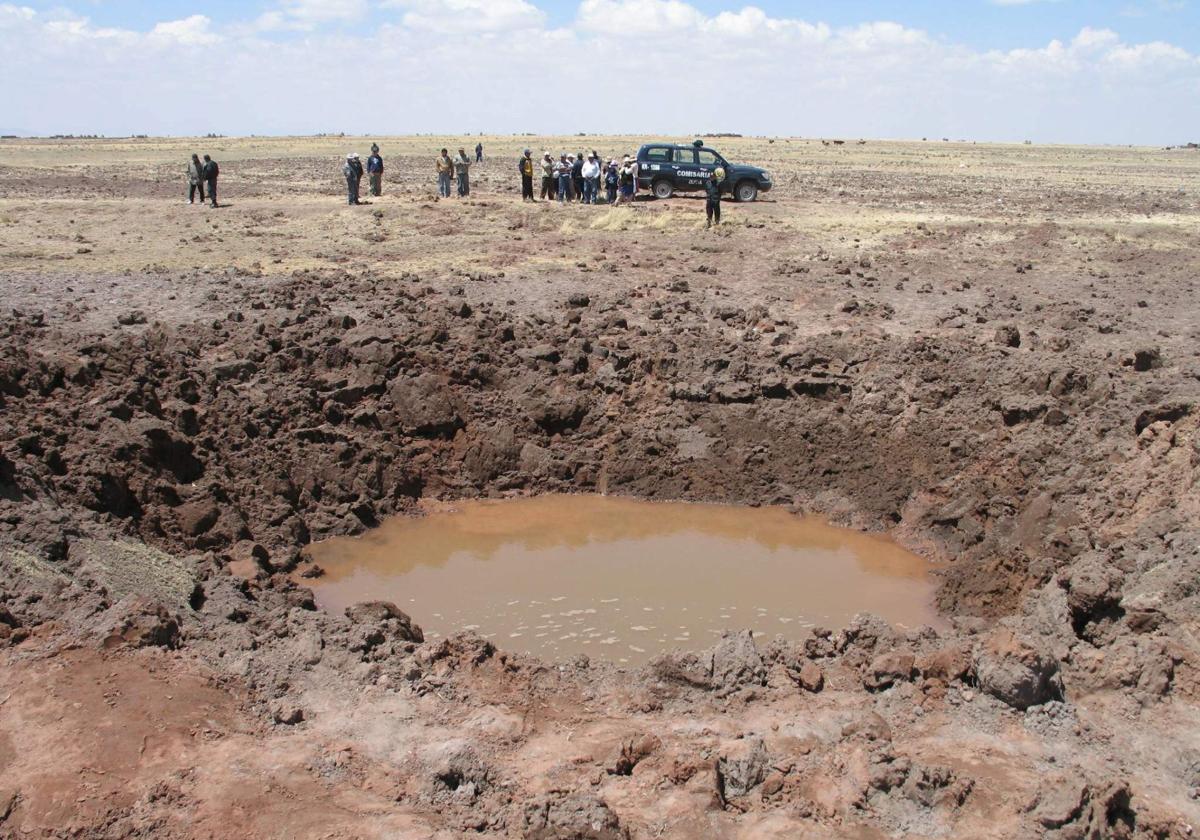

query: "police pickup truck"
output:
636 140 772 202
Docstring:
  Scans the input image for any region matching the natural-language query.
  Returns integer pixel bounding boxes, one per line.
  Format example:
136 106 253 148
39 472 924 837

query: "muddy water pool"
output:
307 495 943 665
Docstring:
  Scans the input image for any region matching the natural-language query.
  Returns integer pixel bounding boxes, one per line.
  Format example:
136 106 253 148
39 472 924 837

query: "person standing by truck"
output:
187 154 205 204
705 167 724 228
436 148 454 197
518 148 536 202
366 144 384 197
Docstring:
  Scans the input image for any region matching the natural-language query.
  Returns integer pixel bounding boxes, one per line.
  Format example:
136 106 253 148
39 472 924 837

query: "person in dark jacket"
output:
517 148 535 202
366 144 384 197
475 143 483 163
705 167 724 228
343 153 363 205
604 160 619 204
187 154 205 204
571 152 585 203
201 154 219 207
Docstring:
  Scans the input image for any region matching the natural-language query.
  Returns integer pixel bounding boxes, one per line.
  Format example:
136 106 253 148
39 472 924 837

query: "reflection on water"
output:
307 495 943 665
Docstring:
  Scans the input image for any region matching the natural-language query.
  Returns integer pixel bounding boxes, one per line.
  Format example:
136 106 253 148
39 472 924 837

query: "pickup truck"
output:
636 141 772 202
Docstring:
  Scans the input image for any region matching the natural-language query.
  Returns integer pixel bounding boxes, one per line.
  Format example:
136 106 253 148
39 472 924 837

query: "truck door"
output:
696 149 728 194
640 146 671 190
671 147 703 190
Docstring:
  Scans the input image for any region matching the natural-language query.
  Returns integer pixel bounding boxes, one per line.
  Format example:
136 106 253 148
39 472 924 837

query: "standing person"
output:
540 152 556 201
436 148 454 197
343 153 362 205
454 147 471 197
604 159 619 204
187 154 205 205
201 154 219 207
475 142 484 163
614 156 635 206
518 148 536 202
555 154 572 204
580 153 600 205
571 152 585 202
705 166 724 228
366 144 384 197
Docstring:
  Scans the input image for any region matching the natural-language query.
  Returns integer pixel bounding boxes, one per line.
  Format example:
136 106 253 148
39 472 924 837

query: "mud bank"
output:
2 137 1200 837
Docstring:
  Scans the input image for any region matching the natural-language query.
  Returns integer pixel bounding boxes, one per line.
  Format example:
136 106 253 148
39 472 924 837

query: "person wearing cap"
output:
614 156 635 206
580 154 600 205
705 166 725 228
342 153 363 205
436 148 454 198
604 159 619 204
366 144 384 197
517 148 536 202
540 153 556 201
454 147 472 197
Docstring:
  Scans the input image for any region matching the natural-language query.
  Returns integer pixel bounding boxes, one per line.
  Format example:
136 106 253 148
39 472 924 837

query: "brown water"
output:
307 495 943 665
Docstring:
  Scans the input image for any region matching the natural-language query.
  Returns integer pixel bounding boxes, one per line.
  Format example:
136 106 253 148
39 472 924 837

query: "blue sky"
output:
2 0 1198 142
22 0 1198 50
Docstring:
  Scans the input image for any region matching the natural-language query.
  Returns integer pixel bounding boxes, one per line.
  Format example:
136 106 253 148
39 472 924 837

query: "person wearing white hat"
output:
342 153 363 205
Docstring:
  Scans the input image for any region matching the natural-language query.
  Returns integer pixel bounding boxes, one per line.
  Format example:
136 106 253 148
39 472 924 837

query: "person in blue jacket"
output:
366 144 384 197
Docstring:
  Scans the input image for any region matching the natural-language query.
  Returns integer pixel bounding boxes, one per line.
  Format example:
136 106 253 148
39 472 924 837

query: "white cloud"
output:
0 1 1197 144
576 0 705 34
150 15 220 46
255 0 368 31
382 0 546 32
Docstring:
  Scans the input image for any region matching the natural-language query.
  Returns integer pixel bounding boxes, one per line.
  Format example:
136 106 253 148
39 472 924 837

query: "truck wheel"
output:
652 180 674 200
735 181 758 202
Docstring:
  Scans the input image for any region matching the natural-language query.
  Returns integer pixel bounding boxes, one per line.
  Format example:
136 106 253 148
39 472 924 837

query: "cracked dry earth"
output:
1 135 1200 839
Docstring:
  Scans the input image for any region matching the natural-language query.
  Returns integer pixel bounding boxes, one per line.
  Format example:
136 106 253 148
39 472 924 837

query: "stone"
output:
842 712 891 742
270 700 305 725
102 597 181 650
917 643 973 683
710 630 767 690
863 651 915 691
717 738 771 799
387 374 463 438
1122 346 1161 372
795 661 824 693
975 628 1063 710
521 793 627 840
345 600 424 643
177 501 220 537
994 325 1021 348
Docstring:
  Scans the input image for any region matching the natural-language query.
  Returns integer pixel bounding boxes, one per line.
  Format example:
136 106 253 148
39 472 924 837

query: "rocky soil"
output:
1 135 1200 838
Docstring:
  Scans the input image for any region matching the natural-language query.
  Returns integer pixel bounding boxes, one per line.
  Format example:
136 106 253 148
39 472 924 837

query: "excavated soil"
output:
2 135 1200 838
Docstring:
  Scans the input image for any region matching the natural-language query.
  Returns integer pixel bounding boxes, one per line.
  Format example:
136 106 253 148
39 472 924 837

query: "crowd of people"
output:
183 140 723 225
517 149 638 206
